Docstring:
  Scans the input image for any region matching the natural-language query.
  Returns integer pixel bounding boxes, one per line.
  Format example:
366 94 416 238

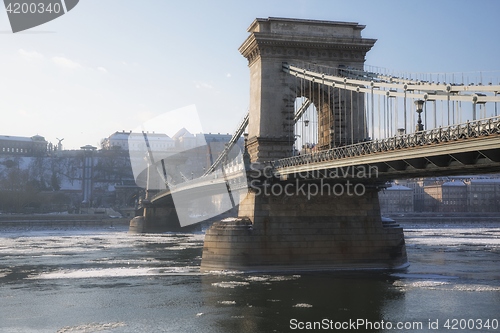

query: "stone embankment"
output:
385 212 500 224
0 211 130 228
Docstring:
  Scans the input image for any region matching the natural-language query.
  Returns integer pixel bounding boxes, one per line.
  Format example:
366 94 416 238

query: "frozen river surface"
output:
0 222 499 332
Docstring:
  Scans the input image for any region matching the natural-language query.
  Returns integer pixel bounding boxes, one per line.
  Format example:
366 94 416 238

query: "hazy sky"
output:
1 0 499 149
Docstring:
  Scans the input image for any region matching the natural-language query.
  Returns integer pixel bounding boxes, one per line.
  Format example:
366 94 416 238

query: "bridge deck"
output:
274 116 500 179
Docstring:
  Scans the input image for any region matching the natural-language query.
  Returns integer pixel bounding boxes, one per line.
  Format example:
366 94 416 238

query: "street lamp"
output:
415 100 425 132
329 127 335 148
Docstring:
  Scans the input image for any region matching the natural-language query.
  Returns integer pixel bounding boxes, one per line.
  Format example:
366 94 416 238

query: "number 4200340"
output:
444 318 499 330
6 2 62 14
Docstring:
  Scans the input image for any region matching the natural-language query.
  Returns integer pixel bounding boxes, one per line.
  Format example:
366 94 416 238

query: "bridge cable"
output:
294 73 298 155
364 87 368 140
372 92 376 139
351 89 354 145
378 93 381 139
441 100 444 128
202 112 248 176
383 92 387 138
316 79 319 148
309 77 312 150
404 88 408 134
314 79 318 149
394 91 398 135
344 82 347 145
220 155 236 209
141 131 166 199
338 85 342 145
328 81 332 148
433 100 437 129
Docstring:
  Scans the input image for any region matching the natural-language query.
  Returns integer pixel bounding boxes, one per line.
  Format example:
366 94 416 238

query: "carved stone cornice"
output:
239 34 260 66
239 18 376 67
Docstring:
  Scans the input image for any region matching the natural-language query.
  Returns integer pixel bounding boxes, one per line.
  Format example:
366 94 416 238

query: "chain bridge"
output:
130 17 500 272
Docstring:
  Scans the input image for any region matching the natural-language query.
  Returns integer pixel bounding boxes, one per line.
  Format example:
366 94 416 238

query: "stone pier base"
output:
128 206 182 233
201 183 408 272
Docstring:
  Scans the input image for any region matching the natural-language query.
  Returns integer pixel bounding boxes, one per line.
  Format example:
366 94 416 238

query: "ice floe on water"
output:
211 281 250 288
244 274 301 282
394 279 500 292
391 273 500 292
0 269 10 278
29 266 202 279
391 273 458 280
405 227 500 248
293 303 313 308
87 257 167 265
393 280 450 289
209 274 301 290
391 273 458 290
450 284 500 292
56 322 126 333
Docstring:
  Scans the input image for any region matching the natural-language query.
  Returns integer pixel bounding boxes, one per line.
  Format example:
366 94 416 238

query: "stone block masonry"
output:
201 182 408 272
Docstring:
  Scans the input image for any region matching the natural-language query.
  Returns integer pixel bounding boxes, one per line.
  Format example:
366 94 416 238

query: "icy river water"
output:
1 222 499 333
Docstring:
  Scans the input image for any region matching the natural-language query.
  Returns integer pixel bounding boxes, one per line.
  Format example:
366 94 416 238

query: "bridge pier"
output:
129 205 182 233
201 181 408 272
201 17 407 272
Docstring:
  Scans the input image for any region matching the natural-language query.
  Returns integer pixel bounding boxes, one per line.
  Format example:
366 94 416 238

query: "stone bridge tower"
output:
239 17 376 162
201 18 408 272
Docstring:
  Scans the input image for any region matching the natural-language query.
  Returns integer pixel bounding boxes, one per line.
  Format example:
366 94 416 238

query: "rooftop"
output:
387 184 412 191
0 135 45 142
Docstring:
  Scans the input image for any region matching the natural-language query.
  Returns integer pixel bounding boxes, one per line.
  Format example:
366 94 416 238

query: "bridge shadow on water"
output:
199 271 404 333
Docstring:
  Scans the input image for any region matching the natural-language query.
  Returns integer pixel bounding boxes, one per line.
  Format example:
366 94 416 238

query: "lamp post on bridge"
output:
415 99 425 132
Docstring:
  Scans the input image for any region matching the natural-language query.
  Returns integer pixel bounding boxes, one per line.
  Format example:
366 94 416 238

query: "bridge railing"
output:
273 116 500 169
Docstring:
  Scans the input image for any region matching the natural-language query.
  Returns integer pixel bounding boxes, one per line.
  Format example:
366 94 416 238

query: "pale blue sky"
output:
1 0 499 149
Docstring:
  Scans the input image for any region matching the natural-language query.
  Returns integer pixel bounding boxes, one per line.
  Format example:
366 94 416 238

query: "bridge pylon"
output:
201 18 408 272
238 17 375 163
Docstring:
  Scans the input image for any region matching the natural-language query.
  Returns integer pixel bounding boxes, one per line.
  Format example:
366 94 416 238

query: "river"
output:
1 222 499 332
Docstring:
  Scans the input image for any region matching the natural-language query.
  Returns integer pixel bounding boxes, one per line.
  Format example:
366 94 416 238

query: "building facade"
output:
441 181 468 212
101 131 176 151
379 184 414 213
466 178 500 212
0 135 47 156
379 177 500 213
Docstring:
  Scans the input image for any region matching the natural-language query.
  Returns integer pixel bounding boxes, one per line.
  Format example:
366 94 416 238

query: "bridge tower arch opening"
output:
239 17 375 162
293 79 369 153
